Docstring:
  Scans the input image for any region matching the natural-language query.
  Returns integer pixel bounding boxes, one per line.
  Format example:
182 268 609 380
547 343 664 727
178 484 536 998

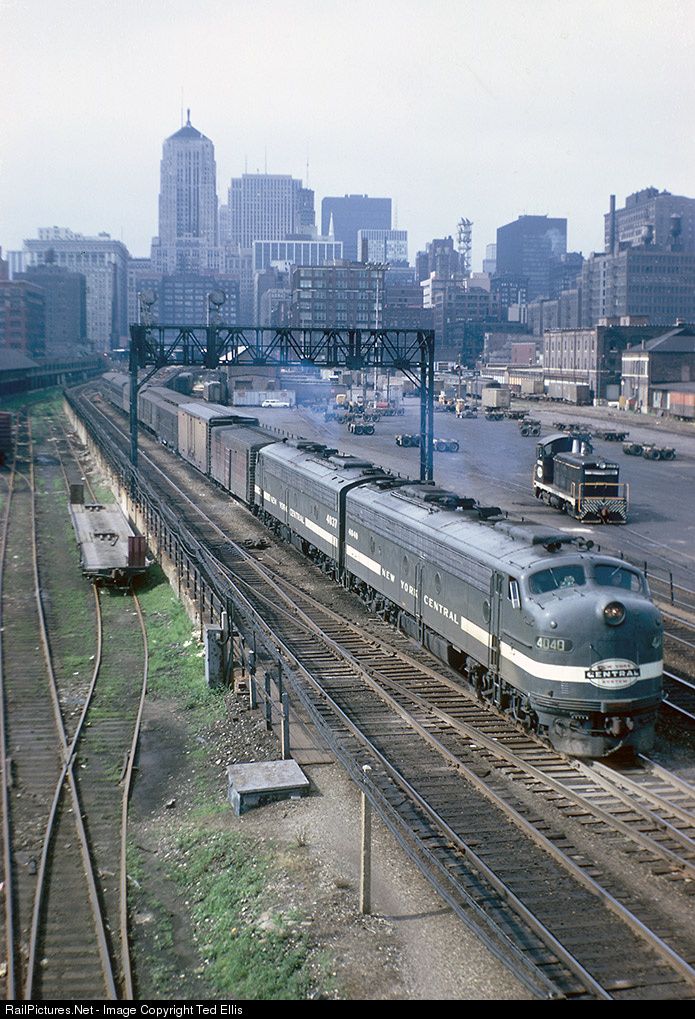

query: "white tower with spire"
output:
151 110 220 274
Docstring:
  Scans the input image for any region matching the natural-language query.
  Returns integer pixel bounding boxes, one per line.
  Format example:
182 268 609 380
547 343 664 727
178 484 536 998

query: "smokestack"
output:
609 194 616 255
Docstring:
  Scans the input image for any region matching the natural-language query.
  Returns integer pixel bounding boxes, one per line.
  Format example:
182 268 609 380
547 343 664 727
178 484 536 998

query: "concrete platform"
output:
227 760 310 815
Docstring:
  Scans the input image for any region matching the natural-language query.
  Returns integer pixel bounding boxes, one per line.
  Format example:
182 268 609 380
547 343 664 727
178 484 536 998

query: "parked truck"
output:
481 385 511 410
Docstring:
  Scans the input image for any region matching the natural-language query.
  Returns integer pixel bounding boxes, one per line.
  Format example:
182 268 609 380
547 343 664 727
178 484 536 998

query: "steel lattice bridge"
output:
128 323 436 480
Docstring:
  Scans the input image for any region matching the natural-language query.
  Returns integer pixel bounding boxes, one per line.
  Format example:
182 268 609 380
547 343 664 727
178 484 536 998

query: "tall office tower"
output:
225 174 316 248
151 111 220 275
320 195 391 262
482 243 497 275
357 229 408 265
24 228 130 353
605 189 695 255
495 215 567 302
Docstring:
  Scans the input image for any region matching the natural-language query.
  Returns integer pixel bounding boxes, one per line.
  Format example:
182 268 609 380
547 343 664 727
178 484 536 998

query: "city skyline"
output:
2 1 694 267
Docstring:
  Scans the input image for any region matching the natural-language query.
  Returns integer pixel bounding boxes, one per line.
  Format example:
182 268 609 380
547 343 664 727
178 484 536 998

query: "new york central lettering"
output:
423 593 459 624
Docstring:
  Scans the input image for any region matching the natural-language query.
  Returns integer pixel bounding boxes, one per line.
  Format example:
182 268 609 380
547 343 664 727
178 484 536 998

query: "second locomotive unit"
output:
101 374 663 757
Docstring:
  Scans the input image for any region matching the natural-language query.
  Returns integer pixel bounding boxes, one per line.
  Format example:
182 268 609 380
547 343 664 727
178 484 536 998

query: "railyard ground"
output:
9 389 693 1000
129 568 531 1001
123 397 695 999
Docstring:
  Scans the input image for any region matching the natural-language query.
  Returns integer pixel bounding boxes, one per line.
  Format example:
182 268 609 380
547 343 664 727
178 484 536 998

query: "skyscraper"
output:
225 174 315 249
151 111 220 274
357 229 408 265
495 215 567 302
321 195 391 262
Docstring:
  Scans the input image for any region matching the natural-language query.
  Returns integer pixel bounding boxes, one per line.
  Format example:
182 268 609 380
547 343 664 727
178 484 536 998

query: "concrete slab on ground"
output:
227 759 310 815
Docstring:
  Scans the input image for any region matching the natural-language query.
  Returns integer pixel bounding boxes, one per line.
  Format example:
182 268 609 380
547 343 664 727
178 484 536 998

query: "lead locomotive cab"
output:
533 433 628 523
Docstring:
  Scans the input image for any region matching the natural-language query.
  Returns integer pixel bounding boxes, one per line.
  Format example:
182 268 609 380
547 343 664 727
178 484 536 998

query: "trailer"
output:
622 442 676 460
481 386 511 410
348 420 375 435
593 429 630 442
433 438 460 453
546 382 592 405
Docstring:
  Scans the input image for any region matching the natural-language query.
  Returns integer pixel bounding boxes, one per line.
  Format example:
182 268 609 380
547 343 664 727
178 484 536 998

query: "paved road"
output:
252 401 695 591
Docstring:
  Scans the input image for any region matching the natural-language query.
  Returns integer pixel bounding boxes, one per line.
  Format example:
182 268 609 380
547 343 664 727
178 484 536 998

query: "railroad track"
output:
73 390 695 999
662 671 695 723
0 409 147 999
232 563 695 881
663 611 695 653
215 558 695 998
659 610 695 717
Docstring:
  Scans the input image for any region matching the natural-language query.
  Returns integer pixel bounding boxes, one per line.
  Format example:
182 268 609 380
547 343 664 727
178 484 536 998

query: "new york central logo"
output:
586 659 640 689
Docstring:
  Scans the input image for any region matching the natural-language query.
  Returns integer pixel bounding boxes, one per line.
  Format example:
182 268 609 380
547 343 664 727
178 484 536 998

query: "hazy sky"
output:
2 0 694 267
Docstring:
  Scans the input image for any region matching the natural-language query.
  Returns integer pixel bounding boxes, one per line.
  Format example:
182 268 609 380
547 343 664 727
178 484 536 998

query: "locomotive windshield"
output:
528 562 646 596
528 565 586 594
593 564 645 592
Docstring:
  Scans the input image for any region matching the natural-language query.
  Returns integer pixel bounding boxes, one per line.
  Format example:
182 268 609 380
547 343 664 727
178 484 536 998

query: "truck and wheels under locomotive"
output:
100 373 663 758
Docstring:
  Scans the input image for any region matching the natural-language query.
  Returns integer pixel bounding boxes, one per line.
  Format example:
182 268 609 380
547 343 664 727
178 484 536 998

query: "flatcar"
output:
533 433 628 523
99 375 662 756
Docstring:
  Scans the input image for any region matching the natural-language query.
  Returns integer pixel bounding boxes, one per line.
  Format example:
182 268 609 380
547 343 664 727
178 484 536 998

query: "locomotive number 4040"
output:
536 636 573 652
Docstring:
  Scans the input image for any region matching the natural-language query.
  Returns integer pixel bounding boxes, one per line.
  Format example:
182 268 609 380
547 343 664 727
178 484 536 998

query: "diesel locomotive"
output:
533 433 629 523
100 374 663 757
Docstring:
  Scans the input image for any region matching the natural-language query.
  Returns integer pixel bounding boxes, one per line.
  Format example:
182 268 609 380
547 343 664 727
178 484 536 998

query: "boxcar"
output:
139 387 190 450
177 403 254 477
210 424 272 506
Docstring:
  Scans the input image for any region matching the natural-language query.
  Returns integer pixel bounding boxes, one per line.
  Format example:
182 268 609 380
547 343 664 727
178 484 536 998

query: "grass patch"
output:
137 566 224 723
0 388 64 413
130 566 328 999
172 829 313 1000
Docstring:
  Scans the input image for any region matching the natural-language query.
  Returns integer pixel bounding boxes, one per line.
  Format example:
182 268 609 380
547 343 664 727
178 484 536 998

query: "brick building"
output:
0 279 45 358
621 326 695 410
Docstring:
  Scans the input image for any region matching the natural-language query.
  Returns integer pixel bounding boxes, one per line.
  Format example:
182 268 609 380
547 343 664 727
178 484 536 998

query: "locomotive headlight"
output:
604 601 626 626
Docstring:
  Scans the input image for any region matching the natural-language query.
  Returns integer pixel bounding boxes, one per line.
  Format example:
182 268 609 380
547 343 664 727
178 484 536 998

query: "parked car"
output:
261 399 291 408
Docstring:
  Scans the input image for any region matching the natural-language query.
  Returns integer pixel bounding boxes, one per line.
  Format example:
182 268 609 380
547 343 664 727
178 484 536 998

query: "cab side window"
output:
508 578 521 609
